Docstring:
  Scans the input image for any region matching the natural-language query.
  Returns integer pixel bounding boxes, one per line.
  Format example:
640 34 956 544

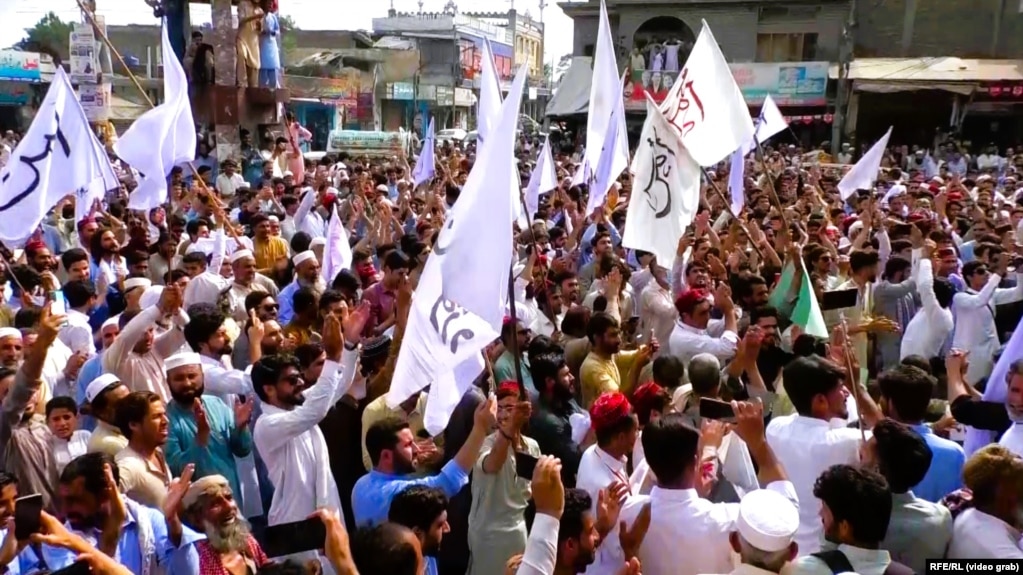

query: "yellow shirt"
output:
87 421 129 457
253 236 290 273
579 349 641 409
361 392 428 471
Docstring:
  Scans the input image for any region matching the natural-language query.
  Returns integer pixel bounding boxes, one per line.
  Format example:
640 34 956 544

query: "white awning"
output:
545 57 592 117
831 57 1023 82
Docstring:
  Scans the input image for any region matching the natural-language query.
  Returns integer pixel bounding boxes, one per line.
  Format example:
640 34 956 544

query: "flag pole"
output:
506 265 528 400
520 198 559 329
699 168 765 260
752 140 791 229
76 0 244 247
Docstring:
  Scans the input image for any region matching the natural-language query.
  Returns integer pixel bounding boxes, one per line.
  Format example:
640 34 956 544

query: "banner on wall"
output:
624 61 829 111
0 50 41 83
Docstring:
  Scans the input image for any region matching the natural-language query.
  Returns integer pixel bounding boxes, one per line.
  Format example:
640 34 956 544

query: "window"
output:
584 44 595 57
756 33 819 62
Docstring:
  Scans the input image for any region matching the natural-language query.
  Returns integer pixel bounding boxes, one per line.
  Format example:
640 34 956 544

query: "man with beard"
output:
176 474 271 573
89 228 126 289
282 288 320 347
103 284 189 403
252 306 365 563
580 312 657 409
183 307 265 521
232 293 283 369
0 328 23 370
224 249 279 324
42 452 202 572
0 304 65 511
114 391 173 508
748 307 793 390
529 350 589 487
362 251 409 338
388 485 450 575
84 373 131 456
165 351 256 527
278 250 324 326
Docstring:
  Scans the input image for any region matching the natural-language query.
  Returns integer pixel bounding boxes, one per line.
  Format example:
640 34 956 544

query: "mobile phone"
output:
514 451 539 480
699 397 736 423
821 288 859 311
259 517 327 558
14 493 43 540
52 562 91 575
49 290 66 317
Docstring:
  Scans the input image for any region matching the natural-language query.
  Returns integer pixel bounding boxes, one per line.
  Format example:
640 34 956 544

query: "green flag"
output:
792 261 829 338
768 261 795 311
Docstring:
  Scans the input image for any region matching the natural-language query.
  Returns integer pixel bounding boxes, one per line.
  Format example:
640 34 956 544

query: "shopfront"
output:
0 50 47 131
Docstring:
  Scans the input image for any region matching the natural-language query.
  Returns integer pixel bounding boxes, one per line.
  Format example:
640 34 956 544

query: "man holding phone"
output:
0 472 46 573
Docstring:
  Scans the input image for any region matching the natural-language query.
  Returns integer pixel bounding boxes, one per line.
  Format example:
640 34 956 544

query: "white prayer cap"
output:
164 352 202 373
84 373 121 403
124 277 152 293
0 328 21 341
310 237 326 248
735 489 799 552
230 249 255 263
293 250 316 267
101 316 120 331
139 286 163 310
283 170 294 177
267 215 280 223
186 243 206 255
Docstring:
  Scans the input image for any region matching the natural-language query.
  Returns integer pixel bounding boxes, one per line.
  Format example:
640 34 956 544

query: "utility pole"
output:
831 0 856 157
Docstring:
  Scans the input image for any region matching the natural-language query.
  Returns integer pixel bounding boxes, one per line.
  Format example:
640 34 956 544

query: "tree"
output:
278 14 298 65
17 12 73 66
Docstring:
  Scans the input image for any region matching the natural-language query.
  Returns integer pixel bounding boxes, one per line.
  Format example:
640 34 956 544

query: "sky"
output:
0 0 576 62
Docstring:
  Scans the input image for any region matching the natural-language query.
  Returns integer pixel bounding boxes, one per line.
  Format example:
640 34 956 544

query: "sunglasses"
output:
261 304 279 312
281 373 304 386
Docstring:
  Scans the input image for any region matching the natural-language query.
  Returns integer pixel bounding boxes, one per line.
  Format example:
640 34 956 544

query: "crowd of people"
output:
0 115 1020 575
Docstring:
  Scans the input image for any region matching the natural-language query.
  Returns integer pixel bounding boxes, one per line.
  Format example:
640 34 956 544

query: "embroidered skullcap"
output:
182 474 231 510
675 288 709 315
164 352 202 373
362 335 391 360
589 392 632 433
292 250 316 267
496 381 520 400
84 373 121 403
230 249 254 264
124 277 151 293
736 489 799 552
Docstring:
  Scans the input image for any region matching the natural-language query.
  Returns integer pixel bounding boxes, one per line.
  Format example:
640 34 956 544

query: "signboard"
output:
419 85 436 101
0 50 41 83
79 83 112 122
69 22 99 84
458 33 513 81
977 82 1023 102
455 88 474 107
0 83 31 106
436 86 453 107
389 82 414 100
624 61 829 111
730 62 828 107
326 129 411 157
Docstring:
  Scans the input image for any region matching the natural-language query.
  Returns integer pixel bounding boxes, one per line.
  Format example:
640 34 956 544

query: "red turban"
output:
589 392 632 432
496 381 520 400
24 240 46 255
675 288 708 315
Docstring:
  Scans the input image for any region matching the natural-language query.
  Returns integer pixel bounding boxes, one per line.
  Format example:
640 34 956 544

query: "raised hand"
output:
101 463 127 539
234 396 255 428
321 312 343 361
163 464 195 520
193 398 211 447
531 455 565 519
343 301 372 345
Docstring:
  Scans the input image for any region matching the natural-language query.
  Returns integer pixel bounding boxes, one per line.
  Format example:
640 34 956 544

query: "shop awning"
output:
831 57 1023 94
108 94 147 122
545 57 591 117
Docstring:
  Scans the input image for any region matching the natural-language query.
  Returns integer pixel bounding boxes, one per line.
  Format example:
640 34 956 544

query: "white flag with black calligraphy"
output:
387 64 531 434
659 20 754 167
623 95 700 270
0 68 115 245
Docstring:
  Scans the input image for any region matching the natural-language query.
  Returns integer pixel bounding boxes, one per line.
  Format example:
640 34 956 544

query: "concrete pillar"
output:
211 0 240 162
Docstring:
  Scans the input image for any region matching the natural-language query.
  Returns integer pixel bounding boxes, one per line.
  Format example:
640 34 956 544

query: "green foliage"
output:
16 12 74 65
278 13 298 64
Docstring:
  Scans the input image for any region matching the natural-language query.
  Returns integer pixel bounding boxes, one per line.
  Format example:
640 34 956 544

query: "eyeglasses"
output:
281 373 304 386
261 304 279 312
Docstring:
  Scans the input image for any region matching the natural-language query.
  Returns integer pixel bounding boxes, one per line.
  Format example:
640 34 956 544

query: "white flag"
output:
320 204 353 285
623 95 700 270
524 136 557 221
838 126 892 200
727 94 789 216
580 0 626 197
115 19 195 210
0 68 114 245
388 64 531 434
476 37 503 149
587 73 630 215
412 118 435 187
74 120 120 224
660 21 754 167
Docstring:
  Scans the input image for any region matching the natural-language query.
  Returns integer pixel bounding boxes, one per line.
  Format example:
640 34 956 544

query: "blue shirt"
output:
277 281 301 325
351 459 469 527
0 528 44 574
40 501 202 574
165 395 253 511
259 13 281 70
911 423 966 502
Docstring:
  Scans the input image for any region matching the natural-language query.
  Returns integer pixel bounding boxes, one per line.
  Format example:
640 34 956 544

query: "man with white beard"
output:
278 250 324 325
175 474 273 572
